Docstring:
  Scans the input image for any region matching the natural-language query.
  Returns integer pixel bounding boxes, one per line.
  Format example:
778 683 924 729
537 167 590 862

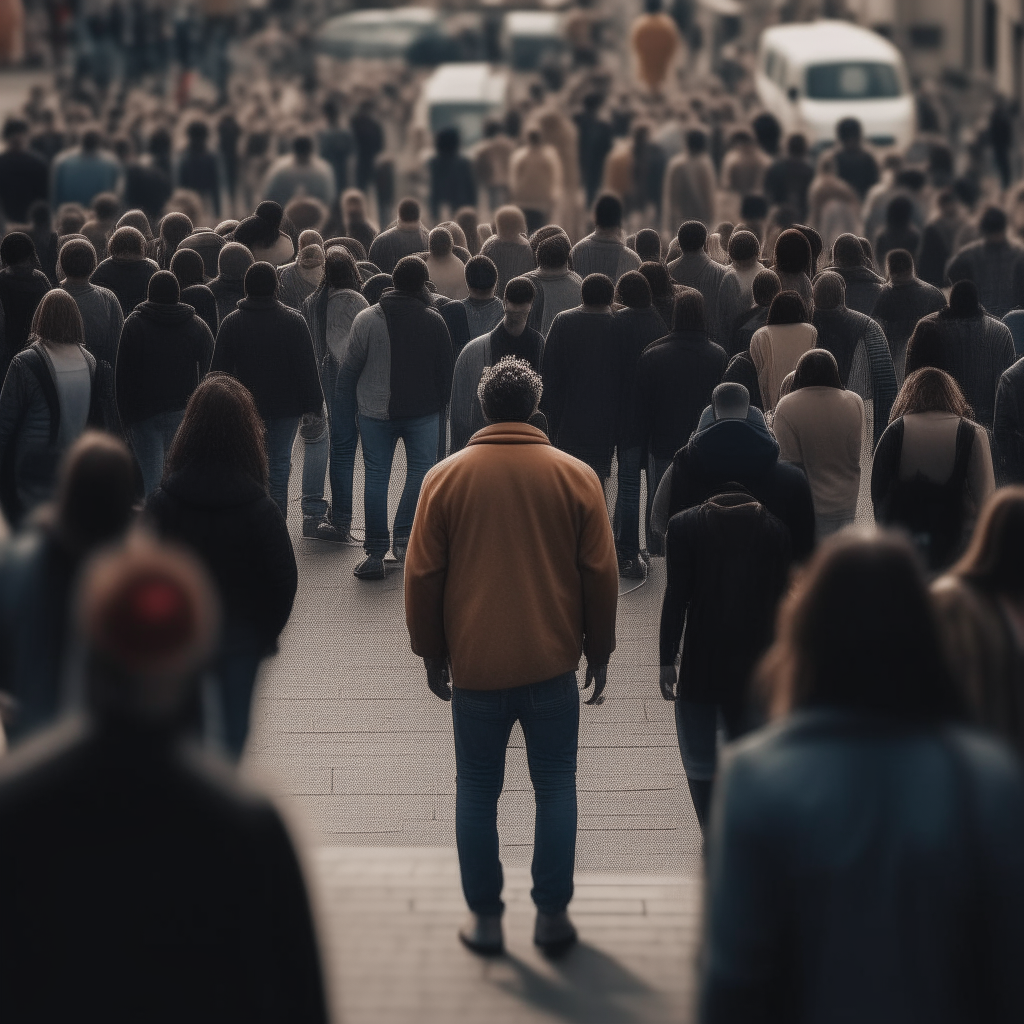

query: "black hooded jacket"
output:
0 265 51 378
91 257 160 317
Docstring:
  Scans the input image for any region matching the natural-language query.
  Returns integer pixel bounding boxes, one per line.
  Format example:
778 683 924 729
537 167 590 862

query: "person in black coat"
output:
994 356 1024 484
115 271 215 495
177 120 222 218
208 241 253 324
540 274 624 481
170 247 219 337
428 127 476 221
211 262 324 517
90 225 160 317
146 375 298 759
830 232 884 315
0 231 51 382
0 534 326 1022
0 118 49 225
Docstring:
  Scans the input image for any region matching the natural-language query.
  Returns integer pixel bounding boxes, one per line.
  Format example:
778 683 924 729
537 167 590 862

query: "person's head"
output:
0 231 38 268
739 195 768 228
284 195 327 234
147 126 171 161
685 128 707 155
54 432 135 553
885 248 915 282
3 116 28 148
465 254 497 297
536 234 570 271
324 245 362 291
243 261 278 299
186 119 209 149
792 347 842 390
455 207 479 255
116 209 153 240
707 382 750 422
159 211 193 252
980 205 1008 241
639 260 672 299
216 241 253 282
92 192 120 224
761 530 962 720
953 488 1024 598
58 238 97 281
937 188 959 217
633 227 661 263
812 270 846 312
886 195 914 230
483 117 504 138
57 204 87 236
672 289 706 332
478 356 543 424
948 279 981 318
581 273 614 309
397 198 421 226
728 228 760 266
362 273 393 305
107 225 147 261
428 226 453 258
786 132 808 159
831 232 866 269
78 535 220 725
81 129 103 154
494 205 528 242
292 134 314 162
147 270 180 305
836 117 862 147
526 127 543 147
773 228 812 275
393 255 429 294
677 220 707 254
169 247 205 289
891 366 971 421
752 111 781 155
215 219 239 237
593 192 623 230
615 270 652 309
904 319 945 376
435 126 461 158
31 288 85 347
767 289 807 324
298 228 323 251
27 200 51 232
752 268 782 308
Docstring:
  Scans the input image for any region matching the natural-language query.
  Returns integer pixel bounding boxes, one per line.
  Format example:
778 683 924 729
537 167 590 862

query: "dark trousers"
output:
452 672 579 916
647 455 673 556
328 385 358 530
614 445 643 560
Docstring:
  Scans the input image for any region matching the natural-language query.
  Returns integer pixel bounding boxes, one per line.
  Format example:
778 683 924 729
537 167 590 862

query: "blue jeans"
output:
674 699 749 782
614 445 642 560
212 631 263 761
299 404 329 521
358 412 439 557
264 416 300 518
128 408 185 496
329 386 359 530
452 673 579 916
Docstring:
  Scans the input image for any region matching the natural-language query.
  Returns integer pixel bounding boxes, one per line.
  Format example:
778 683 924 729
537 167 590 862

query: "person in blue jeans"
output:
335 255 454 579
405 357 619 956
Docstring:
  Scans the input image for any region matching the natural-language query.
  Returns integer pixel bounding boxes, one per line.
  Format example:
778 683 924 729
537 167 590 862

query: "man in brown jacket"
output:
405 356 618 958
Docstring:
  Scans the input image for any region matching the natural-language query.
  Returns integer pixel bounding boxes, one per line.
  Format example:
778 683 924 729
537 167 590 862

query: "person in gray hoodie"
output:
460 255 504 341
525 234 583 336
569 193 642 284
667 220 741 348
480 205 535 296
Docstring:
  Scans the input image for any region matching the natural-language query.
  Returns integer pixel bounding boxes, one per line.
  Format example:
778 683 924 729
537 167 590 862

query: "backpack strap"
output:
950 419 976 490
19 345 61 445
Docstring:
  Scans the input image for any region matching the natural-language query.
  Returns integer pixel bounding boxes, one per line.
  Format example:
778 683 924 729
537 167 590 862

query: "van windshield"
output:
805 62 901 100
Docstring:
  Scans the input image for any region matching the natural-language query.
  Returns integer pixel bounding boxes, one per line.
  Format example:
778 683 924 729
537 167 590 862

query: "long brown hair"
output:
31 289 85 347
163 375 268 489
890 366 972 422
951 487 1024 598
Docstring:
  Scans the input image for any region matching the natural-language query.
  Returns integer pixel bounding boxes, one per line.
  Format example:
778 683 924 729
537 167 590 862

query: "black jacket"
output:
0 719 327 1023
115 301 215 427
995 357 1024 484
91 256 160 317
212 297 323 421
181 283 219 338
834 265 883 317
615 305 670 446
872 278 947 377
146 466 297 654
0 148 48 223
209 275 245 325
633 329 727 460
0 265 50 379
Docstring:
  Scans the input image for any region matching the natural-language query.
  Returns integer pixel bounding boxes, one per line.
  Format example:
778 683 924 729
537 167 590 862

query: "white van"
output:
755 21 915 151
418 63 510 147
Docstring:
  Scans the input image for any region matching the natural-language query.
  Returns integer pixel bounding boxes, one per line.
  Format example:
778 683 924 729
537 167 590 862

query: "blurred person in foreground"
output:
405 357 618 957
0 535 326 1022
0 432 134 743
700 530 1024 1023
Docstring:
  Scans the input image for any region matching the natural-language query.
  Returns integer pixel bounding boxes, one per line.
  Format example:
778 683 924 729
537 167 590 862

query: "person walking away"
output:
946 206 1024 319
749 291 816 413
170 248 219 337
662 129 717 234
146 376 298 758
989 94 1014 190
574 94 613 207
153 211 194 271
424 227 469 301
481 206 535 297
510 129 563 235
730 268 780 366
631 0 680 96
473 120 515 214
115 271 215 495
90 225 159 317
667 221 740 349
26 201 59 285
918 189 967 288
405 356 618 956
367 197 430 275
718 230 761 356
429 127 477 223
0 231 51 382
807 153 861 253
659 478 791 830
832 117 879 200
335 256 453 579
0 291 100 529
872 367 994 572
570 193 641 284
874 195 920 272
720 130 771 200
318 98 353 205
449 276 543 453
59 238 124 433
233 201 294 267
351 100 385 195
639 259 679 331
0 118 48 225
211 262 323 518
700 530 1024 1023
460 255 504 341
176 120 222 219
0 535 327 1022
51 129 121 209
525 234 583 336
772 349 863 538
262 134 335 209
0 432 134 741
763 132 813 221
830 232 883 316
278 234 325 312
208 240 252 323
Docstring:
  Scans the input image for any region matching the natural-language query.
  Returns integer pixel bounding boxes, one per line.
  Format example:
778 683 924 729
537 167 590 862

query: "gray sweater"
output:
367 225 430 275
480 235 536 295
462 296 504 339
667 250 741 347
525 267 584 336
569 232 641 284
63 281 123 366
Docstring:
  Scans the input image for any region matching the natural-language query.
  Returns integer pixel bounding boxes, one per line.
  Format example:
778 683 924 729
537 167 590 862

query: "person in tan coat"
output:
663 129 717 233
510 129 563 234
630 0 681 96
405 356 618 959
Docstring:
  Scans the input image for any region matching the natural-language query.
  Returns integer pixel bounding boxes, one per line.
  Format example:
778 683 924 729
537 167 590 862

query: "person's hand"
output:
582 662 607 706
425 657 452 701
659 665 677 701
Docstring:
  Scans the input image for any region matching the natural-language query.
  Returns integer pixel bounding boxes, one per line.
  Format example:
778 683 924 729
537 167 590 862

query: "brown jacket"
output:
405 422 618 690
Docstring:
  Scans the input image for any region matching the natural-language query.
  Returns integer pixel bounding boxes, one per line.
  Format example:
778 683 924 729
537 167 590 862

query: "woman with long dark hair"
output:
872 367 994 572
145 374 297 759
701 530 1024 1022
748 290 817 412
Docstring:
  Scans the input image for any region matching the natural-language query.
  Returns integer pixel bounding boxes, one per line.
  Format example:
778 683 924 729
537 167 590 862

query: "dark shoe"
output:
353 555 386 580
392 540 408 564
618 557 647 580
458 913 504 956
316 520 355 543
302 517 322 539
534 910 577 957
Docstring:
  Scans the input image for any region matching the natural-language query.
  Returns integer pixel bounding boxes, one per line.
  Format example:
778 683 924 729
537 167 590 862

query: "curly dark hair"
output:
478 356 543 423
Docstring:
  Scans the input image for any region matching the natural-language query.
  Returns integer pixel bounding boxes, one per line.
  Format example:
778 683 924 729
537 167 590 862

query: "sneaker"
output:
618 558 647 580
353 555 386 580
391 544 407 564
316 520 355 543
458 913 504 956
533 910 577 957
301 517 322 539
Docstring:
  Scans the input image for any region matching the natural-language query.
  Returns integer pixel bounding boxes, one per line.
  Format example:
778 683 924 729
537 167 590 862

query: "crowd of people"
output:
1 4 1024 1017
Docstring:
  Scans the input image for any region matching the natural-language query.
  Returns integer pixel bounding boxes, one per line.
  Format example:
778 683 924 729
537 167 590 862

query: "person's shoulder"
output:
455 333 488 364
1000 355 1024 386
0 718 94 808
